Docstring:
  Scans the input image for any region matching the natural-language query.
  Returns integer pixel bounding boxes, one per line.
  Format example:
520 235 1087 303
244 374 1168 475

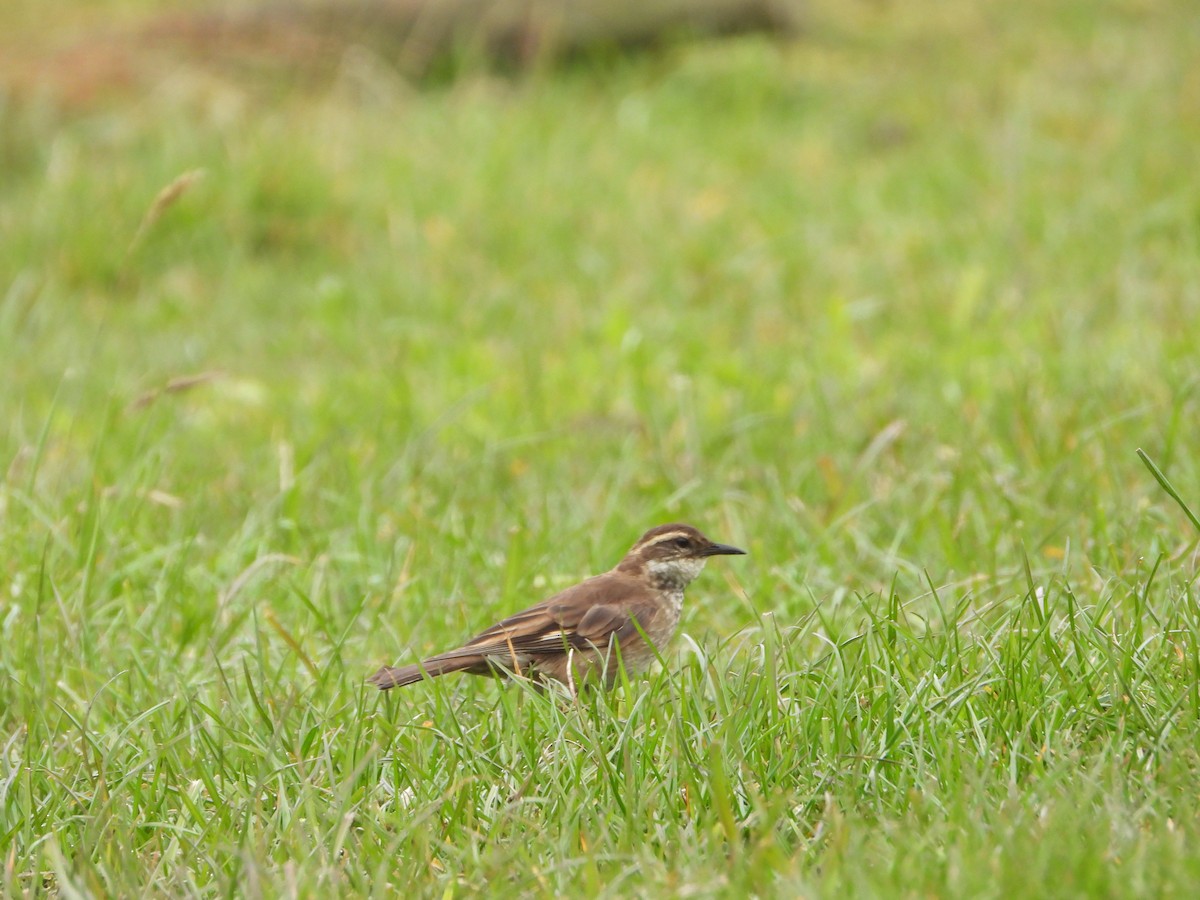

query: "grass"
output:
2 0 1200 894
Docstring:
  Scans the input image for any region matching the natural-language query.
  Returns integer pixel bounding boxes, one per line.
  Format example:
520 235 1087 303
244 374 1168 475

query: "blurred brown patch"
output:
0 0 804 108
2 34 139 107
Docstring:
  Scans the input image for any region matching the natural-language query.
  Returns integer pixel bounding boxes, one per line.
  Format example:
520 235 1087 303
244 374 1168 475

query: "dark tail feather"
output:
368 655 482 690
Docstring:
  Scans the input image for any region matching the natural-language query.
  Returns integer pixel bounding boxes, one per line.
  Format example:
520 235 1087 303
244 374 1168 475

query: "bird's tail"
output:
367 654 482 690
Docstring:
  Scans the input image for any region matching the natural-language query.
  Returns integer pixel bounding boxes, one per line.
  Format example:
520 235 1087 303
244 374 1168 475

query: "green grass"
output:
2 0 1200 894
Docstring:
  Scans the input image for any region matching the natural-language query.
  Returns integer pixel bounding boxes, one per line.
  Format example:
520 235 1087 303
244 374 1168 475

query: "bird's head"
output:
617 523 746 589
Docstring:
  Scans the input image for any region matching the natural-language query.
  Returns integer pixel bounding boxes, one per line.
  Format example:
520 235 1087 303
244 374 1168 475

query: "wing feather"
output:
453 572 659 657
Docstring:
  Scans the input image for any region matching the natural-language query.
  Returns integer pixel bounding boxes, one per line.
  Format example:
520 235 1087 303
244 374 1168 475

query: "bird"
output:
368 523 746 692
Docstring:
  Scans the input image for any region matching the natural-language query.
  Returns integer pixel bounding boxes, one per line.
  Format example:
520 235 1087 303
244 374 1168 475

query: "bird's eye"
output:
673 537 691 549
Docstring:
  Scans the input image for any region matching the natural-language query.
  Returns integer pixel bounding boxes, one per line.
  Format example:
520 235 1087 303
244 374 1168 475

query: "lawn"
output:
2 0 1199 895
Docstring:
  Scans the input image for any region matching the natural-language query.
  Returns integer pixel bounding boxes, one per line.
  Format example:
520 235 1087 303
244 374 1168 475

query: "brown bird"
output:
369 523 746 692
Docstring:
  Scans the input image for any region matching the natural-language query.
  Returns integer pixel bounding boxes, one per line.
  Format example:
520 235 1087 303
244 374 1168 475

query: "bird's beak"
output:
704 541 747 557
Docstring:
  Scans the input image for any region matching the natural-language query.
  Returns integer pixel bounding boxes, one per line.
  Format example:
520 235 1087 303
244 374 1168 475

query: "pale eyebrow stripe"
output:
635 531 691 549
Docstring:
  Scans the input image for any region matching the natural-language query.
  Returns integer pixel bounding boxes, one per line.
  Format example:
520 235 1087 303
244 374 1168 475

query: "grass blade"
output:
1136 448 1200 534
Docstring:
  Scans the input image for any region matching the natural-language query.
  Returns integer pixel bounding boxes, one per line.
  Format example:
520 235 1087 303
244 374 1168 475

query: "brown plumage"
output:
368 523 746 692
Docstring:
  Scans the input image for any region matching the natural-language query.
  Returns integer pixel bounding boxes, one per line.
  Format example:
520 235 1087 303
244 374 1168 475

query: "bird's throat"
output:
646 556 706 592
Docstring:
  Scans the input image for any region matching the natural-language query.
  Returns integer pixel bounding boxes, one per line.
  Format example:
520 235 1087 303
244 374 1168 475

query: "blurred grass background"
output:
2 0 1199 894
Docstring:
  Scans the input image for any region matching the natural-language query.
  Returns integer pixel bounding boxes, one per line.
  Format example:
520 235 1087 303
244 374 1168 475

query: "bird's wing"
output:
571 598 660 649
455 572 660 657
